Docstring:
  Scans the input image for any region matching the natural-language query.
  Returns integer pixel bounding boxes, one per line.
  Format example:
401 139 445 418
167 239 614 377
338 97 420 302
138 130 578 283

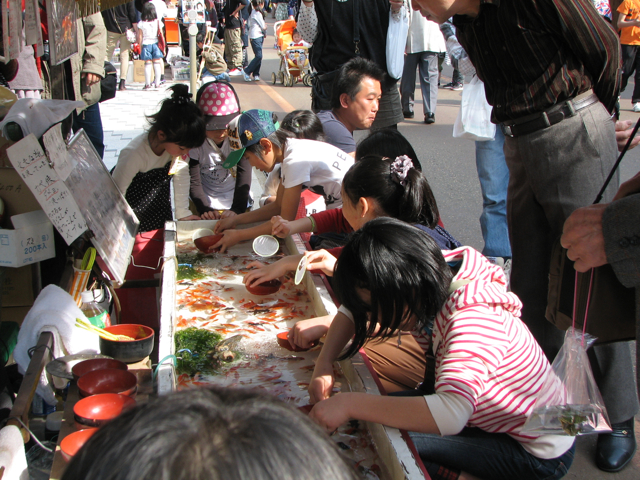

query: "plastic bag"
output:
386 3 409 80
452 75 496 141
522 327 611 436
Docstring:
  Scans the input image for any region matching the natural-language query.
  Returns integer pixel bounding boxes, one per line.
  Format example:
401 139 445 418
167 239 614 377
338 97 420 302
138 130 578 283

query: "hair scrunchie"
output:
172 92 193 105
389 155 413 186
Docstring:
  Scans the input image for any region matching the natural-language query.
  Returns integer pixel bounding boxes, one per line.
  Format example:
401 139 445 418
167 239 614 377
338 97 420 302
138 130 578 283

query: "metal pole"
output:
188 11 198 96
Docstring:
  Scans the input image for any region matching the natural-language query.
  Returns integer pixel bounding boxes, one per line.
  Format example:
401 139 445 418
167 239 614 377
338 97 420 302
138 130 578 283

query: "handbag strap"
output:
353 0 360 55
593 116 640 204
572 269 594 346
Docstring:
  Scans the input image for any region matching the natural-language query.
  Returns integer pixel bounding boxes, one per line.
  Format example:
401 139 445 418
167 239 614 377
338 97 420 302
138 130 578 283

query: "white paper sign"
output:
24 0 43 52
43 123 74 181
7 134 87 244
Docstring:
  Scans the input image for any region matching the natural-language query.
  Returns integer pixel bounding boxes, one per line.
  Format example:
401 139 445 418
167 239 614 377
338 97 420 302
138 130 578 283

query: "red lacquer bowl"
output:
74 393 136 428
99 324 154 364
246 279 282 296
194 234 224 253
276 332 317 352
60 428 97 462
72 358 127 381
77 368 137 398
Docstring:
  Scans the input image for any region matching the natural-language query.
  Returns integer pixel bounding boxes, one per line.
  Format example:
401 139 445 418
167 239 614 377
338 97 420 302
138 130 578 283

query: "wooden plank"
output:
8 331 54 443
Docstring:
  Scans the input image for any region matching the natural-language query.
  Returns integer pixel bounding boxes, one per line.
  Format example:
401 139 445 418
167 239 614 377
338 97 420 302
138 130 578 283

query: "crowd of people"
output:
3 0 640 478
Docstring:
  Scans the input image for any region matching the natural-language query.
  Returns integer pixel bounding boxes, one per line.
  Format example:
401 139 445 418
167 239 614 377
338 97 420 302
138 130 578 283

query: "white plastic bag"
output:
522 327 611 436
452 75 496 141
386 3 409 80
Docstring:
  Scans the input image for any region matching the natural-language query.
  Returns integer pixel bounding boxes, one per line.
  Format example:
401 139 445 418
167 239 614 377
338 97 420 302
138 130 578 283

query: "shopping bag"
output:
522 324 611 436
386 2 409 80
452 75 495 141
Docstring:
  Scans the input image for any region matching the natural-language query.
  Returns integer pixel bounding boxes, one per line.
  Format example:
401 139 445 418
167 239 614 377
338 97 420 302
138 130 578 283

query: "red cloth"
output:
311 208 353 235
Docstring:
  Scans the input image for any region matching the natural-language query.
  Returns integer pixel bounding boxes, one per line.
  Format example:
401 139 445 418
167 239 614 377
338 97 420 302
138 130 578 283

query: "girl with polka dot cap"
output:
188 81 253 220
112 84 206 232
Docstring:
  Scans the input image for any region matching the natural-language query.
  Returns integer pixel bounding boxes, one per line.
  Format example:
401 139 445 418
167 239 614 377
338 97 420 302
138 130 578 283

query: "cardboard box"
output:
133 60 146 83
0 306 32 328
0 210 55 267
1 263 39 307
0 167 40 226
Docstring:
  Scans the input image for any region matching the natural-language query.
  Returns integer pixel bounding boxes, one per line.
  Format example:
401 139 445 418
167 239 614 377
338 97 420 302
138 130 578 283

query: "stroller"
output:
271 19 312 87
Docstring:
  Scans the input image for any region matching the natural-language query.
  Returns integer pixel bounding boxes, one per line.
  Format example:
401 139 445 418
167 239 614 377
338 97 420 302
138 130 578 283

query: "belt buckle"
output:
501 123 514 137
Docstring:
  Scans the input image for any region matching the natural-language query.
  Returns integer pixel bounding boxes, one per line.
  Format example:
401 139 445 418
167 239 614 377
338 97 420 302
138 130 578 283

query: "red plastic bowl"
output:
77 368 137 398
74 393 136 428
194 234 224 253
60 429 97 462
72 358 127 381
276 331 317 352
246 279 282 296
99 324 154 364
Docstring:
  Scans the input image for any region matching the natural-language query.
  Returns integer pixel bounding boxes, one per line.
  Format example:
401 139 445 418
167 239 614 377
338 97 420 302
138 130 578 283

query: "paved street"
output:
100 17 640 479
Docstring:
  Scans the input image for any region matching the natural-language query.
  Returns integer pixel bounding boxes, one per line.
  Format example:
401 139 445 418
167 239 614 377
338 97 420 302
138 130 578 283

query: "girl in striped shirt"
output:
308 218 575 480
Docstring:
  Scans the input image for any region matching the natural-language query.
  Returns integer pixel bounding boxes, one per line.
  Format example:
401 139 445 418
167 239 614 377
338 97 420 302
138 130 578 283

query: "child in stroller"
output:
271 19 312 87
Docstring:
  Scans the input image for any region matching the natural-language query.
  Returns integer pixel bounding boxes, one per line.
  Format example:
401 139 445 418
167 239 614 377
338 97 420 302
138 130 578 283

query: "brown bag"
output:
546 238 636 344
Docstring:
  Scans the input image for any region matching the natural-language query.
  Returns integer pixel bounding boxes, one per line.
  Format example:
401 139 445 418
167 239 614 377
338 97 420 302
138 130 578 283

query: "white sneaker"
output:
228 68 242 76
253 75 260 81
243 72 252 82
633 102 640 112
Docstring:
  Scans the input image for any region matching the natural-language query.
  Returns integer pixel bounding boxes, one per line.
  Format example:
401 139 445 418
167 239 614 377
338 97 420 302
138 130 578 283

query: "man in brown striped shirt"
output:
412 0 639 474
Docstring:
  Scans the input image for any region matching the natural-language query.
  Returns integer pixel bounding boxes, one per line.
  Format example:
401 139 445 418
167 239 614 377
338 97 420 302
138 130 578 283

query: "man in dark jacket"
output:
102 1 138 91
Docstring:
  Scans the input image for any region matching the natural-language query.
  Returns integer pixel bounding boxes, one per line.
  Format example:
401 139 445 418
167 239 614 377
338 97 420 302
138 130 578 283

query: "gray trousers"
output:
504 100 639 423
400 51 439 116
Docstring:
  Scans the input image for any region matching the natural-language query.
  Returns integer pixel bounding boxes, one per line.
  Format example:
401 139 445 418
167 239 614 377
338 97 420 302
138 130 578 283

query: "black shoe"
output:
424 113 435 124
403 110 414 119
596 418 636 472
118 79 126 91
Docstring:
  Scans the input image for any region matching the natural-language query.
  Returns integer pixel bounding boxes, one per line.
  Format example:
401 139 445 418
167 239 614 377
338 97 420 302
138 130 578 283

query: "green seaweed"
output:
175 327 222 376
177 264 205 280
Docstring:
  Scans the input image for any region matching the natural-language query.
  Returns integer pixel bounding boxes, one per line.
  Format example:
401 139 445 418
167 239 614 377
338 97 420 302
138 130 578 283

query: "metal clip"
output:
565 99 576 117
541 112 551 128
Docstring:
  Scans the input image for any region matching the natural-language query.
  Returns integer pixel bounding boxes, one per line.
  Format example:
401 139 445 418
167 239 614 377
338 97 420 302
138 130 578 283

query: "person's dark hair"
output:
343 155 439 228
356 129 422 172
330 57 384 110
334 218 453 360
196 32 205 44
62 387 361 480
140 1 157 21
280 110 326 141
147 84 206 149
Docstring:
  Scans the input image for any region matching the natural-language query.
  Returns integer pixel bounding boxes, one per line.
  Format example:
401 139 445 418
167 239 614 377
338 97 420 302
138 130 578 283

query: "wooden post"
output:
7 332 54 443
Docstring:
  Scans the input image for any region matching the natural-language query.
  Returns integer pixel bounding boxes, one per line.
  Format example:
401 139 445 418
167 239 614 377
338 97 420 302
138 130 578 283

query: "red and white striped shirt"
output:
412 247 574 458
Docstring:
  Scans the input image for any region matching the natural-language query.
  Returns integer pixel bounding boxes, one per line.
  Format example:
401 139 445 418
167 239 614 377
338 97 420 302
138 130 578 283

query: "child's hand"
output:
308 361 335 404
305 250 337 276
178 214 202 221
212 229 243 253
271 215 291 238
220 210 237 219
288 317 331 349
201 210 222 220
309 393 353 433
243 260 286 287
214 215 237 233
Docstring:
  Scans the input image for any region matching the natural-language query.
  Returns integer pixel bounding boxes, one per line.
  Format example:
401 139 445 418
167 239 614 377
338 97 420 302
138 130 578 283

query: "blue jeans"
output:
409 427 575 480
140 42 163 60
201 69 231 82
244 36 263 77
73 102 104 159
400 51 439 115
475 127 511 258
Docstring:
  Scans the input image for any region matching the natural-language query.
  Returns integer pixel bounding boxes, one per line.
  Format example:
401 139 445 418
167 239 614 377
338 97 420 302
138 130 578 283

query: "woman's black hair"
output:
62 387 361 480
280 110 326 141
356 129 422 171
140 1 157 21
147 84 206 149
333 218 453 360
342 154 439 228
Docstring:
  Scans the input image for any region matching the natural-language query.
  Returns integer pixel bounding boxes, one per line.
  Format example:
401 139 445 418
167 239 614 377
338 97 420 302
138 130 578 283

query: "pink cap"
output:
197 82 241 130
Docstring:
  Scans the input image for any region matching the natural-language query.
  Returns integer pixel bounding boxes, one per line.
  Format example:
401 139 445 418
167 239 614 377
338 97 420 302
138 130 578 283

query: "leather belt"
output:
501 92 599 138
